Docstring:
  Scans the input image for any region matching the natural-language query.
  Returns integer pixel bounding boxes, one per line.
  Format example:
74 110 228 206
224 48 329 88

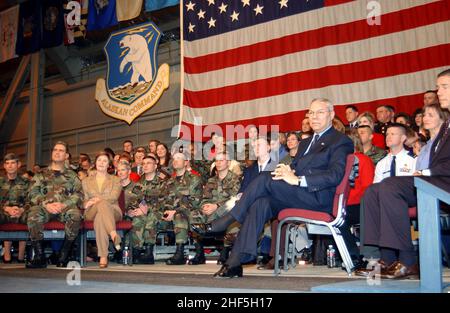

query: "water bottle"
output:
122 246 130 265
327 245 336 268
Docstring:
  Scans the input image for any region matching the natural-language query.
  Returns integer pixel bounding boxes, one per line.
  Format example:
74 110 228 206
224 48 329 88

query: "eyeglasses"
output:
308 109 330 117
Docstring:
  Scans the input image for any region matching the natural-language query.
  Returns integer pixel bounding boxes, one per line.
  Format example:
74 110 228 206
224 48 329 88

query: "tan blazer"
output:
82 172 122 216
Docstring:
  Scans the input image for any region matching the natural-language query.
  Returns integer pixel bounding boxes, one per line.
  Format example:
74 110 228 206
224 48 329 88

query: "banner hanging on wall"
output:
95 21 169 124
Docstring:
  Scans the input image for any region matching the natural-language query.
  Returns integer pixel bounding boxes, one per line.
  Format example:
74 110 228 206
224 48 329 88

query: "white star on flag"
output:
279 0 288 9
230 10 240 22
207 17 217 28
197 9 206 19
218 2 228 13
241 0 250 7
188 23 196 32
186 1 195 11
207 0 215 6
253 4 263 15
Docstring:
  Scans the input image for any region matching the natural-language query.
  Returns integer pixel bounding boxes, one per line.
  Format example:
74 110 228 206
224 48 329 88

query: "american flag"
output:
179 0 450 140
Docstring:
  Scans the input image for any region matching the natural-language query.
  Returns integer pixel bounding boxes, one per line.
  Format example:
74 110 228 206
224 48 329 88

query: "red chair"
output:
274 154 356 275
80 202 133 266
0 221 84 265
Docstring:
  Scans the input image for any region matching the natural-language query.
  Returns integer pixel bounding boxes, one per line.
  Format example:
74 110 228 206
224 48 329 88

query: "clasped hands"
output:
45 202 66 214
271 163 299 186
3 206 25 218
128 203 149 217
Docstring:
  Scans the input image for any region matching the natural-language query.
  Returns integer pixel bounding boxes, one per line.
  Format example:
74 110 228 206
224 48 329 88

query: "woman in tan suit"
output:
82 152 123 268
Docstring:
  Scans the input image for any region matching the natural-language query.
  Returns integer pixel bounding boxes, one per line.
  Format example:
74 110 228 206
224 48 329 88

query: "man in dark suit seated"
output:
238 136 278 194
192 98 354 278
356 69 450 279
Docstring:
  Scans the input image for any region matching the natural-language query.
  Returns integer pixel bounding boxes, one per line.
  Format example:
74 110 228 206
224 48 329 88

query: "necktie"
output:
259 165 262 173
390 155 396 177
310 134 319 149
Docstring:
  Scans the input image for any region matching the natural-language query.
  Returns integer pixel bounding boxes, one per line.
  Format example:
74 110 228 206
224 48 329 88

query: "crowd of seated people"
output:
1 70 449 281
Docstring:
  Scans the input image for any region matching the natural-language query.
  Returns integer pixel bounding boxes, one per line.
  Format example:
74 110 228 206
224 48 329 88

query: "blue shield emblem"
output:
104 22 161 104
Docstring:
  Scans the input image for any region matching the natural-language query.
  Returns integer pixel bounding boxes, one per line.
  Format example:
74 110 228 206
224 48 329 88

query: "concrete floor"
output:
1 261 449 293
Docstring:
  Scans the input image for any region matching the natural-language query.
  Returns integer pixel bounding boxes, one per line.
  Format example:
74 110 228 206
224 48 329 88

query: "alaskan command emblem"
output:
95 21 170 124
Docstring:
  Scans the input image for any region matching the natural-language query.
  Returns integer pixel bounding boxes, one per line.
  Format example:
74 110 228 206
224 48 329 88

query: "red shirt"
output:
372 133 386 150
129 172 140 183
348 152 375 206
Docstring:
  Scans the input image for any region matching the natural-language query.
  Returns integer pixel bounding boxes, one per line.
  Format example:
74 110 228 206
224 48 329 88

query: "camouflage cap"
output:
3 153 19 162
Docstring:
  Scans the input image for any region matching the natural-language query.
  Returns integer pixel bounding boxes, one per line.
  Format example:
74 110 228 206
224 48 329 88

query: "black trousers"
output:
363 176 416 252
228 173 332 263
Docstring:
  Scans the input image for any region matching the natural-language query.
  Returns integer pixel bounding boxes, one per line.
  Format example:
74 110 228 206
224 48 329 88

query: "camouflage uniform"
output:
192 171 241 247
161 171 202 244
190 159 212 185
27 167 83 241
127 175 166 248
0 176 30 225
365 145 387 165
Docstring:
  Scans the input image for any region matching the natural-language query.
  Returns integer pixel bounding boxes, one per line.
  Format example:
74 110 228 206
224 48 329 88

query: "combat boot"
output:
166 244 186 265
132 248 143 264
56 239 75 267
26 241 47 269
138 244 155 264
188 242 206 265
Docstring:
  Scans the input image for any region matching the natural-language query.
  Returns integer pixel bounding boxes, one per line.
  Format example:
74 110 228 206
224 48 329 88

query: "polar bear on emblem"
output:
119 34 153 85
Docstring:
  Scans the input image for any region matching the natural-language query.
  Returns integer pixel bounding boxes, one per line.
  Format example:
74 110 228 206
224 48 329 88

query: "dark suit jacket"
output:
239 158 278 193
290 127 354 208
429 118 450 186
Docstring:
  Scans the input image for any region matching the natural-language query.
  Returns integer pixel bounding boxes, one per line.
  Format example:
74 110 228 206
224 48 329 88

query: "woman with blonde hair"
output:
357 111 386 149
83 152 123 268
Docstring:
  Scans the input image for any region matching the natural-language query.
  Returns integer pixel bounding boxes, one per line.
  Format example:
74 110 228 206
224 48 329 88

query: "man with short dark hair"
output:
386 105 396 123
0 153 29 263
26 141 83 268
132 146 146 175
345 105 359 129
373 123 416 183
148 139 160 155
239 136 277 194
424 90 438 105
375 105 393 135
357 69 450 279
78 153 91 171
123 140 134 155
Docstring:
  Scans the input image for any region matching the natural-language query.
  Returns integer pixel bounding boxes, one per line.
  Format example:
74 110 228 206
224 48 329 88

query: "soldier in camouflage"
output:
161 152 203 265
188 142 212 185
26 141 83 268
126 155 167 264
189 151 241 265
0 153 30 263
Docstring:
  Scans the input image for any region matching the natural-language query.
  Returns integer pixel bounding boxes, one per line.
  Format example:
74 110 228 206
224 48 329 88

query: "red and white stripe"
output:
179 0 450 139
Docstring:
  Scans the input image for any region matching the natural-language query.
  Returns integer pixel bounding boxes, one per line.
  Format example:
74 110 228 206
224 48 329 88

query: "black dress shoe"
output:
213 264 243 278
191 223 215 237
